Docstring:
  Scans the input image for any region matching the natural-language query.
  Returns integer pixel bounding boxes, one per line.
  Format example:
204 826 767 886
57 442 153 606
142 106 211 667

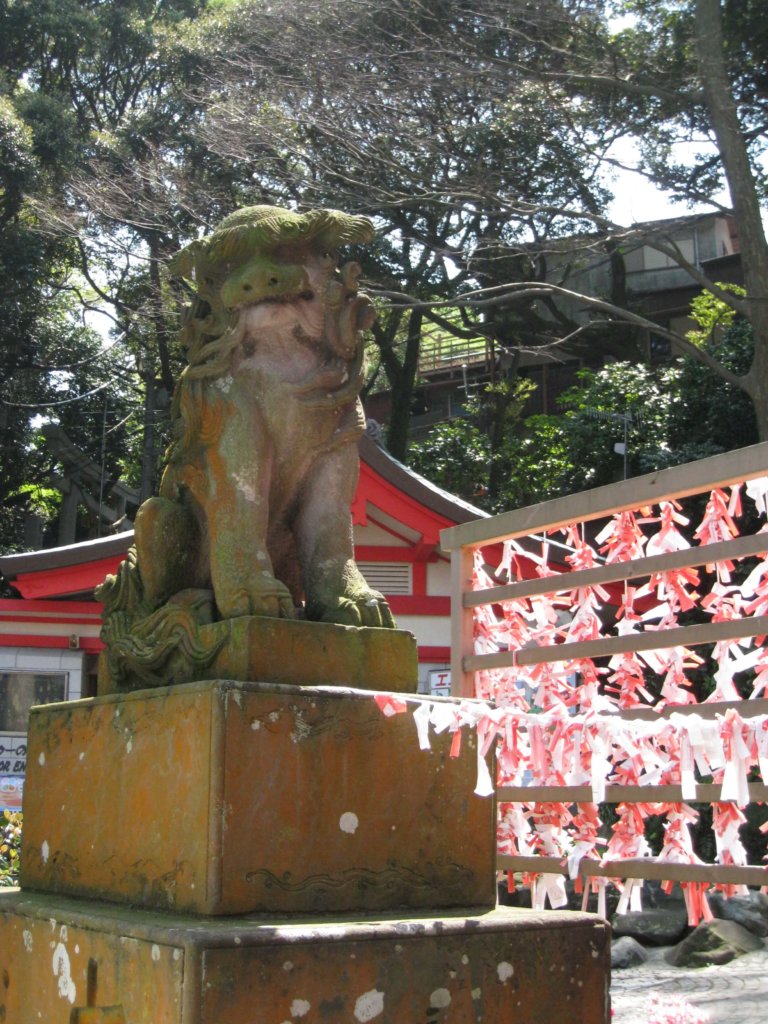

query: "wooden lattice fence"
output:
440 442 768 921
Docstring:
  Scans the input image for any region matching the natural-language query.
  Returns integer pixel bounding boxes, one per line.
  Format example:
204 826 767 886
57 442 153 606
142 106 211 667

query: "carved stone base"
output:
21 680 495 915
0 890 611 1024
97 616 418 694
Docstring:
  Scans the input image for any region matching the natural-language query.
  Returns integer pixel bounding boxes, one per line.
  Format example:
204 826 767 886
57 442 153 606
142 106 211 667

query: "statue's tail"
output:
100 591 223 689
96 545 146 620
97 548 222 691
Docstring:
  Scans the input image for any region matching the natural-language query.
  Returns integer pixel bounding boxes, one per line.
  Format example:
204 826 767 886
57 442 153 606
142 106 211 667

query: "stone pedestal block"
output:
98 617 419 694
0 890 611 1024
20 680 495 915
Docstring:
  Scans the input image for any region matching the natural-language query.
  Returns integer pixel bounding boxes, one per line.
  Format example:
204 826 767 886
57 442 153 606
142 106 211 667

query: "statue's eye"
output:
321 251 336 263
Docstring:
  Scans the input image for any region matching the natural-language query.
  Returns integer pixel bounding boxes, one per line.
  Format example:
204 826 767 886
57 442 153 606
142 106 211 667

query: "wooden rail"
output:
498 783 768 803
465 614 768 673
466 532 768 608
498 855 768 888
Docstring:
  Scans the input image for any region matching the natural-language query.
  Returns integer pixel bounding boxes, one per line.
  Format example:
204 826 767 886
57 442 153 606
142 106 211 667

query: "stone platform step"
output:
0 890 610 1023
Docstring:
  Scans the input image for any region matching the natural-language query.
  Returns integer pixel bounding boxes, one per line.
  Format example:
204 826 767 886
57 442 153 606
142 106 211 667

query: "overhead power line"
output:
0 382 110 410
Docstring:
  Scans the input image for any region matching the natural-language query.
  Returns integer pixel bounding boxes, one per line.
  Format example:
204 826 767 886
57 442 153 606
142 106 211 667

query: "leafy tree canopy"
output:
2 0 767 554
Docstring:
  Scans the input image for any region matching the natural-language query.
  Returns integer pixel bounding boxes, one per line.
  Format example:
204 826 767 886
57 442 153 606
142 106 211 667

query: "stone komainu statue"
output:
97 205 394 690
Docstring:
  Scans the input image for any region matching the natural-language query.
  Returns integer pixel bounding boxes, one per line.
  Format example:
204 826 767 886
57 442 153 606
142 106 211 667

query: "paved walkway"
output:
611 946 768 1024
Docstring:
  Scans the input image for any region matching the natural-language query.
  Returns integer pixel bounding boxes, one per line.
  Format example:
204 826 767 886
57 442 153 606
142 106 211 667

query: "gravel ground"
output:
611 945 768 1024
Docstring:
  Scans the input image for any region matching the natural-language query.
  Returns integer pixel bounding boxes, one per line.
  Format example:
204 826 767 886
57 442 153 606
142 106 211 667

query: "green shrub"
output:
0 810 22 887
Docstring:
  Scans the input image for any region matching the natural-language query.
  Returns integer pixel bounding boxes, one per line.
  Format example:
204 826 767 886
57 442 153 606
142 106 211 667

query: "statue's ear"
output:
168 241 202 280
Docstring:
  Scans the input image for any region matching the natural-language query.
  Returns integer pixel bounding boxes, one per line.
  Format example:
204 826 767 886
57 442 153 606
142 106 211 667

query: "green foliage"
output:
670 319 757 461
0 811 22 887
8 484 61 521
0 95 37 207
410 378 573 513
551 305 757 494
688 286 741 337
408 416 491 508
13 90 79 174
0 0 764 536
0 279 139 551
558 361 683 490
686 283 746 347
409 310 757 514
668 286 758 461
507 414 574 505
0 0 229 546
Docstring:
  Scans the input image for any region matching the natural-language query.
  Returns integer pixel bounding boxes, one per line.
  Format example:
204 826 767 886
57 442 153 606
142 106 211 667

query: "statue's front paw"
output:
356 589 396 629
217 579 296 620
308 589 395 629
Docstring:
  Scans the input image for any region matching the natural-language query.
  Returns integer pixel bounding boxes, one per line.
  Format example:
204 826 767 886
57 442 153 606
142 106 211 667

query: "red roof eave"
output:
355 460 454 546
9 556 124 601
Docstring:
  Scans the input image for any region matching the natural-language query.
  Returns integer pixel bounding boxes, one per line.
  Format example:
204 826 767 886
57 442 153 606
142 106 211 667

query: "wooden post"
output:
450 545 475 697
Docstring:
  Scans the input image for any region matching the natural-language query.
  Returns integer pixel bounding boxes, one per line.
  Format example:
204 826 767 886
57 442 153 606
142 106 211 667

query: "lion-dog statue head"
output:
97 205 394 689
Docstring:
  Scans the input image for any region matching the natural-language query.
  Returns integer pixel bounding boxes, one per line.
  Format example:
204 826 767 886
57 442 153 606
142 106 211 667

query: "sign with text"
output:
0 672 67 811
0 734 27 777
428 669 451 697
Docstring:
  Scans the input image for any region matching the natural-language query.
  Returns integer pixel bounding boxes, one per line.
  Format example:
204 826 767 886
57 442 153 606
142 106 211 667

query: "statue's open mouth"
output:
253 290 315 305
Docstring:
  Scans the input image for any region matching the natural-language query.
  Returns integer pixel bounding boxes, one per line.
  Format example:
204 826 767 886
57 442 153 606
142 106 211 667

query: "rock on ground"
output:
611 909 689 947
708 891 768 937
665 918 765 968
612 936 649 970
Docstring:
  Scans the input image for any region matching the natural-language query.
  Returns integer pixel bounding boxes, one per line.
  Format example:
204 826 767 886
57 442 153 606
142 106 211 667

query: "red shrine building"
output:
0 435 489 806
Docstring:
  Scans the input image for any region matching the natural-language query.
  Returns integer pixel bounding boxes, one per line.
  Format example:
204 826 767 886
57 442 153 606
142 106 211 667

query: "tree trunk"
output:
694 0 768 439
745 325 768 442
382 307 423 460
138 374 157 504
148 233 176 396
487 386 509 504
